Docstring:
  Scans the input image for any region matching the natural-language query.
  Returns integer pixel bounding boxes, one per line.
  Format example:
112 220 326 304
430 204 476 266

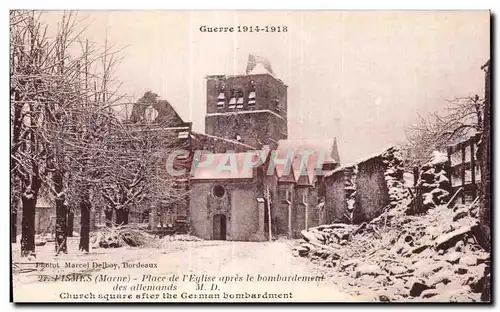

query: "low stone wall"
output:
324 147 408 225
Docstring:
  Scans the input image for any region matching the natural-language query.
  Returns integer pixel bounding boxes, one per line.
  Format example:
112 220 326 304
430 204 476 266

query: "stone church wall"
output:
275 183 293 236
307 187 319 229
191 132 255 153
230 188 259 240
293 186 309 238
189 180 259 241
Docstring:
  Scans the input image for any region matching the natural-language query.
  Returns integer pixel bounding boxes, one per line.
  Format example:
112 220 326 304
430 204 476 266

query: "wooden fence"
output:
446 133 482 205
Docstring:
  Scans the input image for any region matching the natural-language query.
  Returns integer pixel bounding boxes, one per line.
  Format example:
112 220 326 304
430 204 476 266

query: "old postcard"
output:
10 10 491 303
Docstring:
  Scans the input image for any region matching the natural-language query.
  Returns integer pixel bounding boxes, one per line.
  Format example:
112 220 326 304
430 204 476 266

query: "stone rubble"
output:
409 151 451 214
381 147 411 209
293 198 489 302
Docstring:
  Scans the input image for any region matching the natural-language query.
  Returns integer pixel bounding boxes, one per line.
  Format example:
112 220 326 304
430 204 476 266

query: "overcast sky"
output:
43 11 490 164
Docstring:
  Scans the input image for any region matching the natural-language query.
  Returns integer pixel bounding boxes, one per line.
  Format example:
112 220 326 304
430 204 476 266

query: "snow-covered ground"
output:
12 238 366 302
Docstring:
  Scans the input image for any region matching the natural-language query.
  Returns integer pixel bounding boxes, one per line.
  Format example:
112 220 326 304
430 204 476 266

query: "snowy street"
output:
12 238 366 302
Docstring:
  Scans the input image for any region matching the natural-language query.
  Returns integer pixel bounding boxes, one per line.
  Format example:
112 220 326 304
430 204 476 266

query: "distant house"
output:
15 197 55 236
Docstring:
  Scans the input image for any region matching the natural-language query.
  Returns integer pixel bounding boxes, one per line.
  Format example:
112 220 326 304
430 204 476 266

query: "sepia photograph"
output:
9 10 491 303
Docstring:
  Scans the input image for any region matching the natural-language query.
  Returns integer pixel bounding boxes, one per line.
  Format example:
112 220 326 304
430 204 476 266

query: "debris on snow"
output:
293 199 488 302
91 224 155 248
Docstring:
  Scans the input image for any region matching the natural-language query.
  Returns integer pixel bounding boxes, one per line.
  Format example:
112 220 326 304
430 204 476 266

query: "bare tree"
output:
10 10 126 255
70 37 126 252
11 11 50 256
405 95 484 167
98 93 190 228
11 11 190 257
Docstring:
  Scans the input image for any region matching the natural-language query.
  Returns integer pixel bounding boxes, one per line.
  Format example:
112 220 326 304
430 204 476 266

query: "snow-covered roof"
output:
323 145 400 178
274 138 340 183
246 54 276 77
430 151 448 165
248 63 273 76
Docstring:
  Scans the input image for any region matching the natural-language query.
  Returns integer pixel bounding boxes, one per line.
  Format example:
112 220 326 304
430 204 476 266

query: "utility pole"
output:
265 186 272 241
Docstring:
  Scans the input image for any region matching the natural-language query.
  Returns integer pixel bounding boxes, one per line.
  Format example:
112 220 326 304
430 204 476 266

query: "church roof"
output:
274 138 340 184
190 151 269 181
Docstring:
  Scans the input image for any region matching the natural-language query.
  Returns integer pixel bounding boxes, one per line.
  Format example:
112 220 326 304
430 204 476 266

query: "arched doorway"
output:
213 214 227 240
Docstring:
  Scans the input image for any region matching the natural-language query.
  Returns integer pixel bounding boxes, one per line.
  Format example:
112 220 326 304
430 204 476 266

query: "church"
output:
144 56 341 241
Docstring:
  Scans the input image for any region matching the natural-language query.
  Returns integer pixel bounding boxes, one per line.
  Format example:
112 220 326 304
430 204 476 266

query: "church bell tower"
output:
204 55 288 149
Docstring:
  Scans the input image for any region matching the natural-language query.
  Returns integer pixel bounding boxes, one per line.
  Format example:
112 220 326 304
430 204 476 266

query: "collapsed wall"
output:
324 146 409 225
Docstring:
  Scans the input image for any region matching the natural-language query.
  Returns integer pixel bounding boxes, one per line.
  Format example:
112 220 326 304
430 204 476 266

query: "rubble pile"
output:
91 224 155 248
162 234 203 242
294 200 489 302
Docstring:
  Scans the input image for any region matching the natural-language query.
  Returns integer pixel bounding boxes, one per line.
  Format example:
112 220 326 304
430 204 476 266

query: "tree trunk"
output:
79 195 90 252
149 206 156 230
53 170 67 255
90 207 96 232
11 206 17 243
105 209 114 227
67 209 74 237
123 210 129 225
11 90 22 244
116 209 129 226
21 192 36 257
116 209 123 225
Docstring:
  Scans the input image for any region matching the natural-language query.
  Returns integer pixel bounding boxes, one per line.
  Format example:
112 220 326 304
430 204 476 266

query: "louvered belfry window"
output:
248 91 256 106
217 92 225 108
236 90 244 109
248 81 256 106
228 89 236 109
